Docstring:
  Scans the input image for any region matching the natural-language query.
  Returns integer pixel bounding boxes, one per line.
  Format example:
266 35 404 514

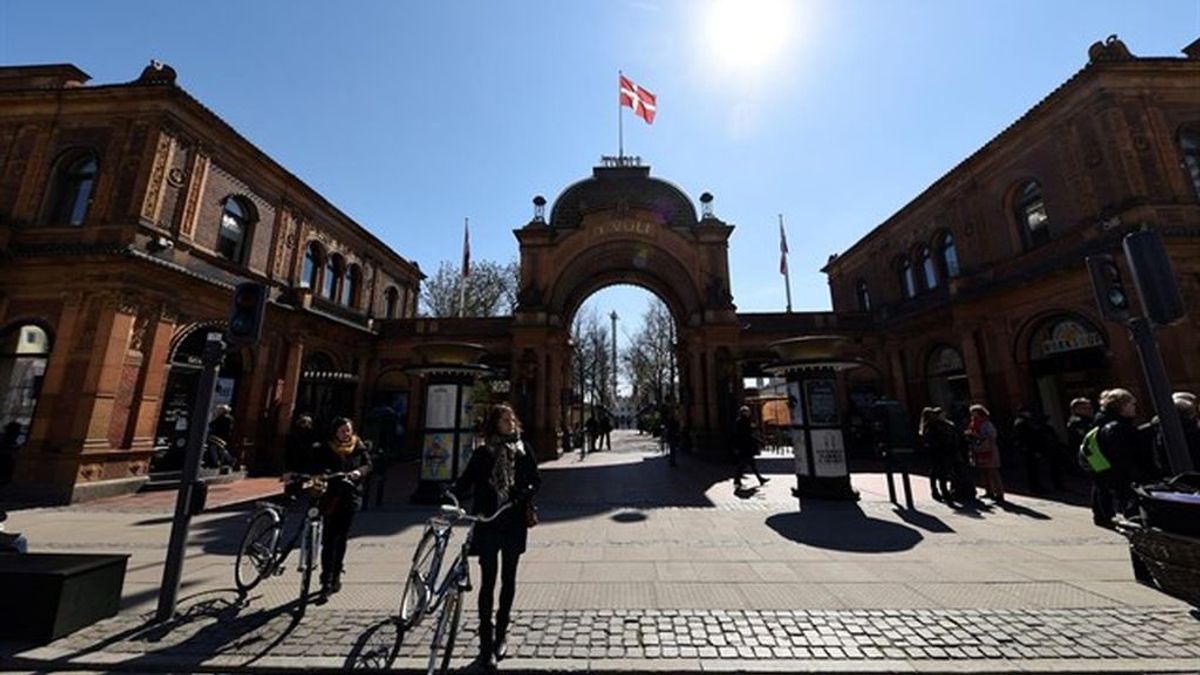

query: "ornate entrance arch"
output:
511 162 741 457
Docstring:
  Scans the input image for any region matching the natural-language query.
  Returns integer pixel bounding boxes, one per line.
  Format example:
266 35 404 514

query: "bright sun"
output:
704 0 792 73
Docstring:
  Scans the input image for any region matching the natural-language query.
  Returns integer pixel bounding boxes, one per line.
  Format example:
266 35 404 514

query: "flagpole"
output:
617 70 624 160
780 214 793 314
458 217 468 318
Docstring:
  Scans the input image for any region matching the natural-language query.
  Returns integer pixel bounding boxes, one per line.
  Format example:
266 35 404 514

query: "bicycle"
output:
396 490 513 675
233 472 349 603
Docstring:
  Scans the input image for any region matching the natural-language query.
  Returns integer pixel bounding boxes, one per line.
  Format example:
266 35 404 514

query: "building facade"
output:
822 37 1200 436
0 62 422 503
4 37 1197 503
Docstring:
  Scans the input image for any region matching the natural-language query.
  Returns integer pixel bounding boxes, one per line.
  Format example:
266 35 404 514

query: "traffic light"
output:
1124 230 1186 327
1086 254 1131 323
227 282 267 346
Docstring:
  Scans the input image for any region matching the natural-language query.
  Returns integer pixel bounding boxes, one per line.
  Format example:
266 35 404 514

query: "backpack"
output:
1078 426 1111 473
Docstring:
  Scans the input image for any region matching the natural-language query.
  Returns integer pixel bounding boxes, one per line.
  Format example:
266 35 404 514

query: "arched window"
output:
48 153 98 226
855 280 871 312
301 242 322 289
216 196 253 263
384 286 400 319
342 264 362 307
938 231 960 278
1014 179 1050 248
925 345 969 415
323 254 343 299
920 246 938 290
1180 127 1200 200
899 258 916 299
0 324 53 448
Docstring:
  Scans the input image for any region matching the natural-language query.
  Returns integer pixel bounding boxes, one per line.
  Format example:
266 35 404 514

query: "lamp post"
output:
609 310 618 408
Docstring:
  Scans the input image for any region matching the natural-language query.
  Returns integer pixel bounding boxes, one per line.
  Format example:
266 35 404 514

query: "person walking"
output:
205 404 238 470
285 413 318 474
1066 398 1096 461
452 403 541 668
733 405 768 489
313 417 372 601
1094 388 1156 519
662 406 681 467
919 407 957 502
583 415 598 457
966 404 1004 503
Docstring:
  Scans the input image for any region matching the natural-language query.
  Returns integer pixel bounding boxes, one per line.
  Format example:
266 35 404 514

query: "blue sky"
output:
2 1 1197 339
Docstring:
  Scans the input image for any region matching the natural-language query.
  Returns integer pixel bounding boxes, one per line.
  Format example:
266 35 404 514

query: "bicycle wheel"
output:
397 528 437 628
235 511 280 593
427 588 462 675
300 519 320 601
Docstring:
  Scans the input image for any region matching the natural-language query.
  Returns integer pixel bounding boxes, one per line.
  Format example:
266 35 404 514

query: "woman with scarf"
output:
314 416 372 600
452 403 541 668
966 404 1005 503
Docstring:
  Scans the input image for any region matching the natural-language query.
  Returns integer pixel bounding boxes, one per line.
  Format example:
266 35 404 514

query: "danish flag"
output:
619 74 656 124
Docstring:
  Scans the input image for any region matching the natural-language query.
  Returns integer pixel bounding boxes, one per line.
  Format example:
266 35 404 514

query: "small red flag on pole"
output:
619 74 657 124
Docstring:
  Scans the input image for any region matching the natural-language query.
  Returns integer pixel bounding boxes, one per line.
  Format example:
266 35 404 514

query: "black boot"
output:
494 620 509 661
478 620 495 666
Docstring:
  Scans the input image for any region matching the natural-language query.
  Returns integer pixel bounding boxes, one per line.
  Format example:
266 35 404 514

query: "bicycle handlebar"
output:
439 489 515 524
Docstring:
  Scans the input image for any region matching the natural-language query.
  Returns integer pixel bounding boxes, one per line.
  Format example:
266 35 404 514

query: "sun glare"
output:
704 0 792 73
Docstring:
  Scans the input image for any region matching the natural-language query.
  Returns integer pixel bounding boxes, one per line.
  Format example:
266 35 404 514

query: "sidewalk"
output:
4 431 1199 673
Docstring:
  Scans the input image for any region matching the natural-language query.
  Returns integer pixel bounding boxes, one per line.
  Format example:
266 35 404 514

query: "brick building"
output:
821 36 1200 436
0 62 422 503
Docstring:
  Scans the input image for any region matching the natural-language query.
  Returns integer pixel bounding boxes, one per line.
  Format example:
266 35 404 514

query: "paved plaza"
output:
3 431 1199 673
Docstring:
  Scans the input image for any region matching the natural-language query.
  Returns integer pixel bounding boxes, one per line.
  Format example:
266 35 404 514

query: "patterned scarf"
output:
329 434 359 458
489 437 524 504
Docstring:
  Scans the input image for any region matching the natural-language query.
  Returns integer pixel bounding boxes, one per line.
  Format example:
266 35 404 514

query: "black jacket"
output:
313 438 373 512
285 426 319 474
452 440 541 556
1096 412 1156 489
733 416 758 458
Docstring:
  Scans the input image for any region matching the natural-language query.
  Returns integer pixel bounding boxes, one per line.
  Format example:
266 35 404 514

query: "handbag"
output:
524 500 539 528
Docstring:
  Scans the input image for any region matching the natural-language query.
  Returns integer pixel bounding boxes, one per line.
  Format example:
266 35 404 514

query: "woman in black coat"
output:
313 416 372 600
452 403 541 667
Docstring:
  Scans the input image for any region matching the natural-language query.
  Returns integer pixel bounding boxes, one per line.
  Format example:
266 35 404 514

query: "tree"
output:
568 307 619 412
419 258 520 317
622 297 676 406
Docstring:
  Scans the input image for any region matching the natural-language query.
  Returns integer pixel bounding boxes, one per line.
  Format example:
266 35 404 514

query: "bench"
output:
0 553 129 643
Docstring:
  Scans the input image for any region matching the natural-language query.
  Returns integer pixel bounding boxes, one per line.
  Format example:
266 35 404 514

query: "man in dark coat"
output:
733 405 768 489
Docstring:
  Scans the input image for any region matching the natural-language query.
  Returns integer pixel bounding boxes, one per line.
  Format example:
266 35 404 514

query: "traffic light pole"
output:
156 332 225 623
1127 317 1194 475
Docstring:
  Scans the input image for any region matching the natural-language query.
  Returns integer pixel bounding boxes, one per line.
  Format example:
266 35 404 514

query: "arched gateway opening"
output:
511 161 741 459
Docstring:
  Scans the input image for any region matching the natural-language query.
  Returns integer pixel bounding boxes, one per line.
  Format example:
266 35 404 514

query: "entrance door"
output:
1028 316 1109 438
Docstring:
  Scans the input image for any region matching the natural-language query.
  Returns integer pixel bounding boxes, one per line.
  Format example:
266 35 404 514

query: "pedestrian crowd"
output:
915 387 1200 527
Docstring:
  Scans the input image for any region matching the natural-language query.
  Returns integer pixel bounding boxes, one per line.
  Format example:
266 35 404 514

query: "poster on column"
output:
421 432 454 481
809 429 847 477
457 433 476 478
804 379 839 426
425 384 457 429
791 429 810 476
459 386 476 430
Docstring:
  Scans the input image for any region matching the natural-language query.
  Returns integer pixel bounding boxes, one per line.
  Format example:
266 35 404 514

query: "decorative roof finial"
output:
532 195 546 223
699 192 714 219
1088 34 1134 63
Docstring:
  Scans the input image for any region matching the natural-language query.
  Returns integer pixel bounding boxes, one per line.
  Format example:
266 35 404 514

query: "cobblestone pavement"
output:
13 600 1200 672
5 431 1200 673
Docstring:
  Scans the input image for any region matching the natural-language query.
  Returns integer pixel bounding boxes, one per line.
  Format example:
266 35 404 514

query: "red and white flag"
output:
779 220 789 276
461 219 471 278
619 74 656 124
